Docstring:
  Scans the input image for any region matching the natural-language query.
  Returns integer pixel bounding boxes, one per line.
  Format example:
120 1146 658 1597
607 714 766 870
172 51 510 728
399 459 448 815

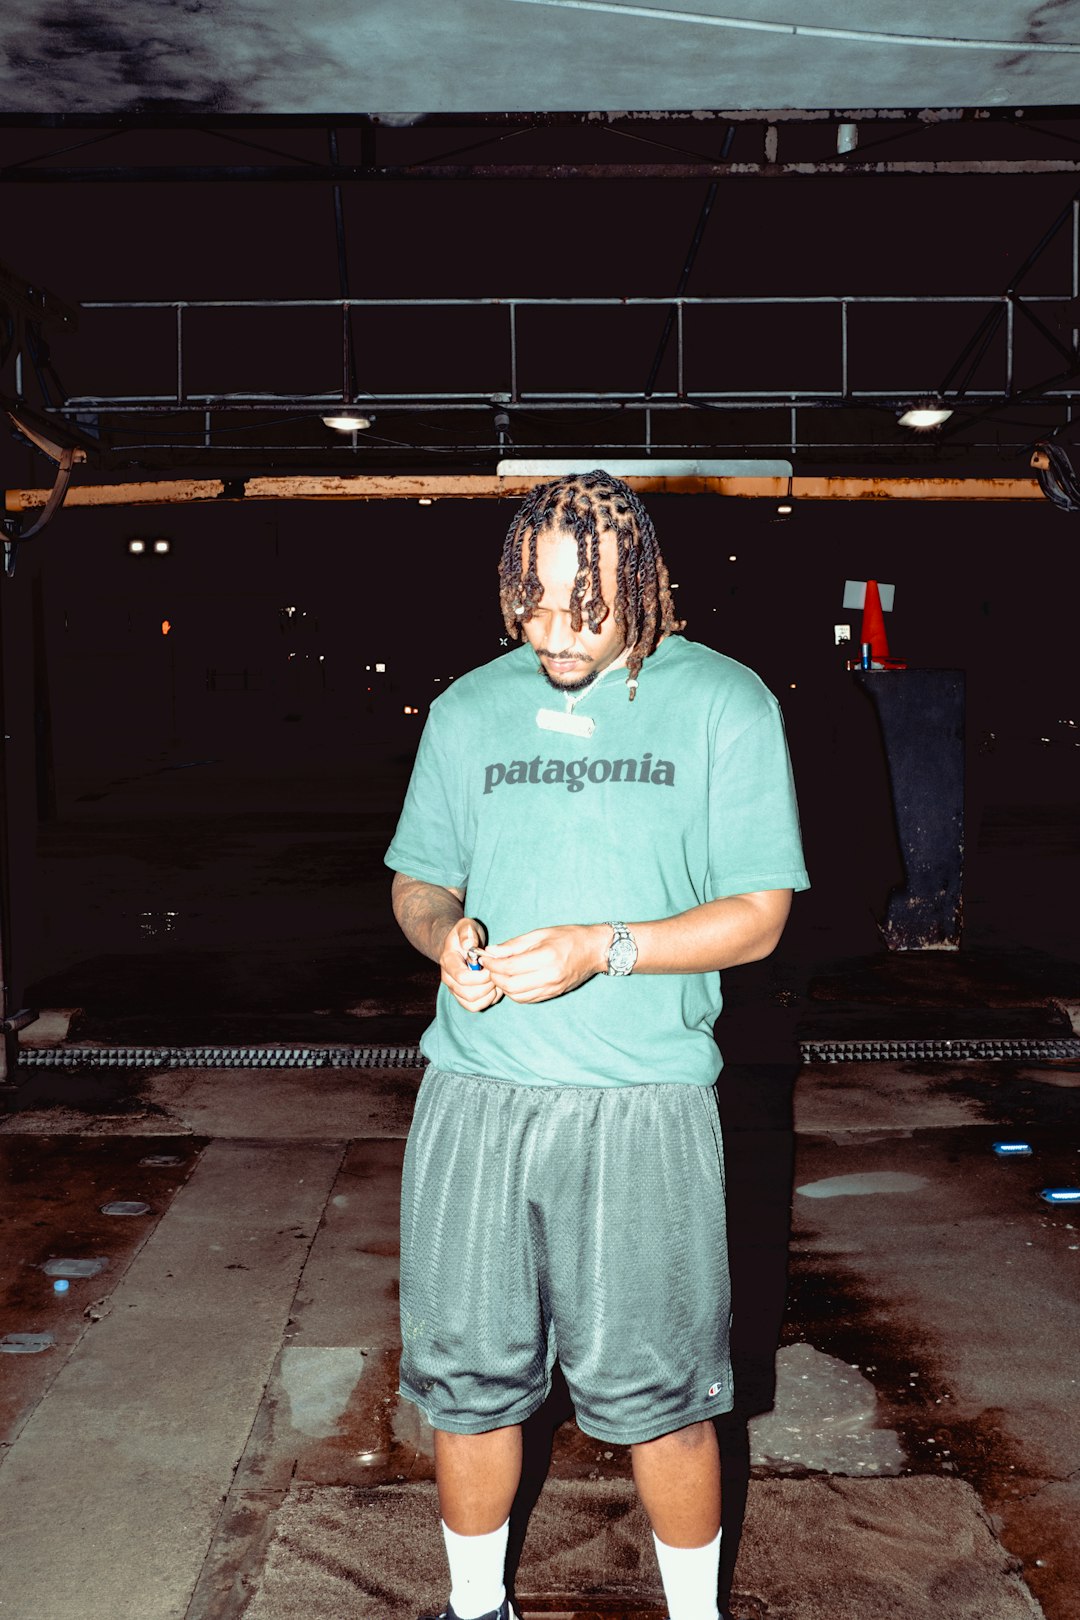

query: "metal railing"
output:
65 284 1080 415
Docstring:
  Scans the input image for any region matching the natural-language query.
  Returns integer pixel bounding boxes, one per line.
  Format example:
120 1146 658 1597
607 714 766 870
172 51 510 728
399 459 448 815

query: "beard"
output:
540 664 599 695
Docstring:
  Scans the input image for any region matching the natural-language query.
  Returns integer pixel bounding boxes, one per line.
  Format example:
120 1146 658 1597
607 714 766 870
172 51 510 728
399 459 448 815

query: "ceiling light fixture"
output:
898 399 953 430
322 409 373 432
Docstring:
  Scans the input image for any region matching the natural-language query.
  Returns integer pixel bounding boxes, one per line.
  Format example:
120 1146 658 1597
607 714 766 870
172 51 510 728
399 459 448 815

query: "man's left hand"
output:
479 924 607 1003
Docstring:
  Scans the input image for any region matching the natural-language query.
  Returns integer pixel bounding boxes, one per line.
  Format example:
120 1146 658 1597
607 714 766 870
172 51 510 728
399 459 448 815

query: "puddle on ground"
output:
1019 1068 1080 1089
42 1258 109 1278
796 1172 929 1198
280 1346 369 1439
784 1250 1037 1506
0 1333 55 1355
749 1342 905 1475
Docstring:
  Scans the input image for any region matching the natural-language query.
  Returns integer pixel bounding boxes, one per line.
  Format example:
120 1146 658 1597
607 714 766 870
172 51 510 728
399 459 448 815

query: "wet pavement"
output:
2 1043 1078 1620
0 737 1078 1618
0 1135 206 1449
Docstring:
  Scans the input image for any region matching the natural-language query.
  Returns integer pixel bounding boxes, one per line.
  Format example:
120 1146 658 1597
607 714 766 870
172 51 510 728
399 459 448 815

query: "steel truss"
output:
40 258 1080 463
3 134 1079 467
65 285 1080 405
4 106 1080 181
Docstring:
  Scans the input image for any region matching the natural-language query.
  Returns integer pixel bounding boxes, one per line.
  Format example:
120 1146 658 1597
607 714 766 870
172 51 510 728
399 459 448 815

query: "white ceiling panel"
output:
1 0 1079 114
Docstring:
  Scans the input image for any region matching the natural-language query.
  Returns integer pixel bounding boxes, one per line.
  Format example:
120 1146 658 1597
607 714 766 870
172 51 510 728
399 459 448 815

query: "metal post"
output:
676 301 684 397
509 303 518 402
175 305 184 402
329 127 358 403
790 404 797 455
841 299 849 396
0 581 15 1087
342 302 350 400
642 175 720 399
1006 296 1014 395
1073 195 1079 434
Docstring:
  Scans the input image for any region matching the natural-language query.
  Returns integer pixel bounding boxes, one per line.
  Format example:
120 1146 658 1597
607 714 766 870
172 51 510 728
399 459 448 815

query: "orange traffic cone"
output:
861 579 890 664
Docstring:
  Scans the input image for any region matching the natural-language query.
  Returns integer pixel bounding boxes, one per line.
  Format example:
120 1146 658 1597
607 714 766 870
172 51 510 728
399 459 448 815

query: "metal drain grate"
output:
801 1036 1080 1063
17 1044 426 1070
15 1037 1080 1070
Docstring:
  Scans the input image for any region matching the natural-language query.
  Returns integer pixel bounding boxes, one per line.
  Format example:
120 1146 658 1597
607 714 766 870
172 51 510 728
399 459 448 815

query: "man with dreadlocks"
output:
386 470 808 1620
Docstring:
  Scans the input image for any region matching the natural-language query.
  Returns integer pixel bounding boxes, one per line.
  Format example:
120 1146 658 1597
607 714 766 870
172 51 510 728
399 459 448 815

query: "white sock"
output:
652 1526 722 1620
442 1516 510 1619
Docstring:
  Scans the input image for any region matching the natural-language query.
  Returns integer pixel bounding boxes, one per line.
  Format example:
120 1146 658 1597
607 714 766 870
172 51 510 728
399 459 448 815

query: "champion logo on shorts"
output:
706 1380 725 1399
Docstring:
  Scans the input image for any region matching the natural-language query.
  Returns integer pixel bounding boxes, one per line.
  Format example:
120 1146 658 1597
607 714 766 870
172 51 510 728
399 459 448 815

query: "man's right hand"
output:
440 917 504 1013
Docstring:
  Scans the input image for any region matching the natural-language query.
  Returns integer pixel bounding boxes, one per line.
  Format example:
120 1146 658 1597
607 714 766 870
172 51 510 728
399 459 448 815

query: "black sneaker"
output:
417 1599 518 1620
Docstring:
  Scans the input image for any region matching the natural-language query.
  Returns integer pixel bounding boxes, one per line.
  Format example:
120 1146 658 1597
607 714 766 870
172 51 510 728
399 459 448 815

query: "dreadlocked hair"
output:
497 469 685 700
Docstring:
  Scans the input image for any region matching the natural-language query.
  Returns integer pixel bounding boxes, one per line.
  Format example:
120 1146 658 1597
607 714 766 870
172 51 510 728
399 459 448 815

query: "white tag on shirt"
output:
536 707 595 738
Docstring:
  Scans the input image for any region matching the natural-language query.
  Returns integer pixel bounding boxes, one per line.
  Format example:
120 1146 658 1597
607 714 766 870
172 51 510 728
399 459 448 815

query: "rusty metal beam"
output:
17 447 76 539
3 474 1046 510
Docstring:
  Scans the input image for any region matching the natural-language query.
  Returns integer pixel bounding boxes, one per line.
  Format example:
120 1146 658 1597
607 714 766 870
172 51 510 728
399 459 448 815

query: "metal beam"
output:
3 474 1046 508
5 412 88 463
2 108 1079 128
3 398 101 453
5 160 1080 182
55 287 1079 428
53 390 1080 410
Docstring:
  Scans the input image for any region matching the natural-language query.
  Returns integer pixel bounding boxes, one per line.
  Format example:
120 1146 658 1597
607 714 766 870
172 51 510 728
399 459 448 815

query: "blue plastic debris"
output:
1040 1188 1080 1204
993 1142 1033 1156
53 1279 69 1294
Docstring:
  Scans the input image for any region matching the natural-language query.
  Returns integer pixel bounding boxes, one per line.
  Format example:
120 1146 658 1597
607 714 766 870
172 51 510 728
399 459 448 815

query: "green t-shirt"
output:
385 634 809 1087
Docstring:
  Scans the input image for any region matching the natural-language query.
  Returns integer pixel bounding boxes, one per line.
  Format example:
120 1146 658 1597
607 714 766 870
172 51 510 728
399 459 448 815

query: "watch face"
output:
609 936 637 972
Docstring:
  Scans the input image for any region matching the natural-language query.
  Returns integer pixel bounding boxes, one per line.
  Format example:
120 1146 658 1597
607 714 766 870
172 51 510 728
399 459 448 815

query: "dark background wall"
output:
27 493 1076 771
3 491 1077 1011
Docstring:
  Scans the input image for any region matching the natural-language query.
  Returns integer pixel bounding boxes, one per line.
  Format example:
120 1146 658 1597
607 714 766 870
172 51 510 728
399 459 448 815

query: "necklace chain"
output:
561 664 621 713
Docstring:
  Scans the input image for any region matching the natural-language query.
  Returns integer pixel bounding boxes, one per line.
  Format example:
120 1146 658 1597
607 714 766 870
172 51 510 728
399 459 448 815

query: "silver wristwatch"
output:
605 922 638 977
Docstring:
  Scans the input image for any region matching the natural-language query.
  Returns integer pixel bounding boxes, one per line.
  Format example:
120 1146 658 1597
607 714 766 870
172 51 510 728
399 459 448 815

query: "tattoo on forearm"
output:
395 879 464 962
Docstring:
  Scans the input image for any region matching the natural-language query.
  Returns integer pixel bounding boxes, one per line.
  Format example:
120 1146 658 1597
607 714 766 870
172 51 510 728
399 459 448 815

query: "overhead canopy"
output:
0 1 1079 115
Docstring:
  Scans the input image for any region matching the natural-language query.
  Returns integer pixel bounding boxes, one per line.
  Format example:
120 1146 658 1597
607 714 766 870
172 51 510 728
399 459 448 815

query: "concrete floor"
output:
0 1043 1075 1613
3 1042 1078 1618
1 733 1078 1619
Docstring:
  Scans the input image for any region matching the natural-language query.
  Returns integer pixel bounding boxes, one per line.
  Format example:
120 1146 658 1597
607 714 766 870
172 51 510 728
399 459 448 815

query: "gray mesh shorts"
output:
398 1064 733 1445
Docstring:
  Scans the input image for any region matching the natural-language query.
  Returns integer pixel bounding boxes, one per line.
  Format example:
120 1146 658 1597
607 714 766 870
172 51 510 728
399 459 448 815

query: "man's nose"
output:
546 610 576 650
